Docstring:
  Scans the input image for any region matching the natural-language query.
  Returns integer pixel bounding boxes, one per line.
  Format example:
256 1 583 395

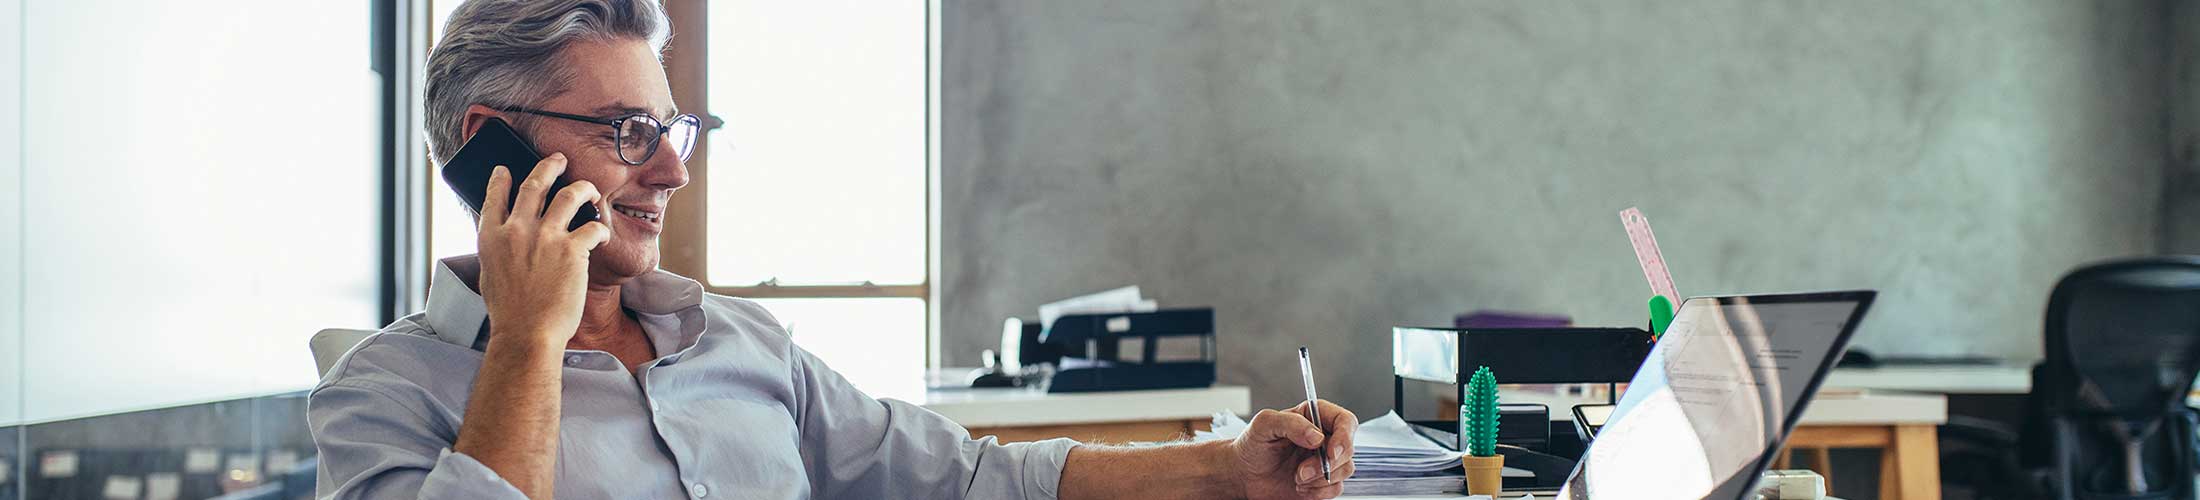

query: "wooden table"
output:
1779 391 1947 500
1816 364 2034 500
916 385 1252 444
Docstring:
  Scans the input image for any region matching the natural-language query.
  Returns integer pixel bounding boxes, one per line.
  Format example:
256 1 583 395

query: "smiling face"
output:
462 38 690 286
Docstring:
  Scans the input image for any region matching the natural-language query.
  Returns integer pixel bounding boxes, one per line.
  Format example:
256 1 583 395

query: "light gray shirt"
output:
309 256 1077 499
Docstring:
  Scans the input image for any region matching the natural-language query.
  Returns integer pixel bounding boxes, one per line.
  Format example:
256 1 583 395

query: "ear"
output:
458 104 505 144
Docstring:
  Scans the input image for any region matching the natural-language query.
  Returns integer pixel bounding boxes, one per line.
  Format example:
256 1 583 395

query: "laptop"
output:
1558 291 1877 500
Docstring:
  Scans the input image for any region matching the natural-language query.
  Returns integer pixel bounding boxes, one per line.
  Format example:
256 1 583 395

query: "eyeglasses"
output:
500 105 702 166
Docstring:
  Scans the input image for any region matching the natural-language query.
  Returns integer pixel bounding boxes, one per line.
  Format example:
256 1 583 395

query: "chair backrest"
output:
310 328 378 378
2034 256 2200 499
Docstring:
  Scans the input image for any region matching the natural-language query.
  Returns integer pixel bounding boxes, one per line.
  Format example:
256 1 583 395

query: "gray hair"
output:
424 0 670 165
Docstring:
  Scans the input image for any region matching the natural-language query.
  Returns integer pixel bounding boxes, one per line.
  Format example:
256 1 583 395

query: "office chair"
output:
310 328 378 378
2023 256 2200 500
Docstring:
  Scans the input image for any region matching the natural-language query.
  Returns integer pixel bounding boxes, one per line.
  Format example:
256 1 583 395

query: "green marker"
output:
1648 295 1676 340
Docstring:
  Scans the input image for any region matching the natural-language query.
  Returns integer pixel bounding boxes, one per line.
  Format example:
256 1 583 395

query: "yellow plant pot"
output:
1462 454 1505 496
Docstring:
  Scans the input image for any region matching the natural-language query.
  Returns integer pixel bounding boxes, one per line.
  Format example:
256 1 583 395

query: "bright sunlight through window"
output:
704 1 931 397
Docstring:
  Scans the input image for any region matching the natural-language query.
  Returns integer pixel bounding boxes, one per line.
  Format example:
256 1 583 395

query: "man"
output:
309 1 1359 499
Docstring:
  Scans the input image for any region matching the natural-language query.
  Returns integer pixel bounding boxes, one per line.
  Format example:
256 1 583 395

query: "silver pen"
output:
1298 347 1330 480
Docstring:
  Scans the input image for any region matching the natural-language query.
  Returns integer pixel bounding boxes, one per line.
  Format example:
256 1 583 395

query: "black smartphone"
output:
440 117 600 231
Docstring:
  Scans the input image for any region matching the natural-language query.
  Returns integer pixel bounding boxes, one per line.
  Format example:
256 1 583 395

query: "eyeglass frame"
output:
498 105 702 166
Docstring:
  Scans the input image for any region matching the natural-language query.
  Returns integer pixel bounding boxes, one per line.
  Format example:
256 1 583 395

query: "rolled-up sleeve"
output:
309 383 528 500
790 346 1079 500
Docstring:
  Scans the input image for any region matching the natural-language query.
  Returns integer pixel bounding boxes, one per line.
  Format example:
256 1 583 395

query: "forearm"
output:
452 333 565 499
1059 440 1243 500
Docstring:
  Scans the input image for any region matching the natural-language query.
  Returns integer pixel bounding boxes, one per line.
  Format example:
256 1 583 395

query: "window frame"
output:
656 0 941 366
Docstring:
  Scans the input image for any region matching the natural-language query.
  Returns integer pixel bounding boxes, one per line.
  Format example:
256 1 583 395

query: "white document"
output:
1199 411 1528 478
1037 286 1156 329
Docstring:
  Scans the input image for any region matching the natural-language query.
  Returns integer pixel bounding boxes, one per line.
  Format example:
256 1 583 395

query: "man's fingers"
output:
571 221 612 250
1295 455 1349 485
481 165 513 226
1321 402 1358 462
1253 409 1325 450
510 153 567 221
1327 459 1354 484
542 180 601 233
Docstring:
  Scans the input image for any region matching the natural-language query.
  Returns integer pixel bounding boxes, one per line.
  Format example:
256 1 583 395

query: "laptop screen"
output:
1559 291 1874 500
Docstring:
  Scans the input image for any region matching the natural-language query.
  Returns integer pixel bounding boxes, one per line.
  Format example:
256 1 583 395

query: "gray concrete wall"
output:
942 0 2168 413
2170 1 2200 254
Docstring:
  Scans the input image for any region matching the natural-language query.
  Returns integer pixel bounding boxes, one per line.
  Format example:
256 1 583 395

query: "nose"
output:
638 134 691 191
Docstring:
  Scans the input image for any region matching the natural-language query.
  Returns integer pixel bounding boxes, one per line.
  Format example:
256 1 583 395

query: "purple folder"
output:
1454 310 1572 329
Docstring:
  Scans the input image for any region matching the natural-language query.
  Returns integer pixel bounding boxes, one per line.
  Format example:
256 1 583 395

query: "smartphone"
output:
440 117 599 231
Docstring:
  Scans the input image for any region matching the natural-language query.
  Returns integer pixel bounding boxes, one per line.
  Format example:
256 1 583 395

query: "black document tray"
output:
1041 308 1217 393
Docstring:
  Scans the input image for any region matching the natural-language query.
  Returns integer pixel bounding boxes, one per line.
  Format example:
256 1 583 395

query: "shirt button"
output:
564 355 583 367
689 482 709 498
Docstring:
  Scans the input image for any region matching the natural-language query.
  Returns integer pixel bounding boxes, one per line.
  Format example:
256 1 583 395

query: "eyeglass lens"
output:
614 115 703 165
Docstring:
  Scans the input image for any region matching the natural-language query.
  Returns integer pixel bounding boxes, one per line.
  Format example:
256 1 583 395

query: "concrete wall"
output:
942 0 2168 413
2171 1 2200 254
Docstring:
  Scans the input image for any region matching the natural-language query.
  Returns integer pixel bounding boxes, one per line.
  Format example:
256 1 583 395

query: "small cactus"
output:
1462 366 1500 457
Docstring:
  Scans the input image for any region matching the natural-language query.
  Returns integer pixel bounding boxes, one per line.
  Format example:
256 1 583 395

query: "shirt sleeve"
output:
309 383 529 500
789 345 1079 500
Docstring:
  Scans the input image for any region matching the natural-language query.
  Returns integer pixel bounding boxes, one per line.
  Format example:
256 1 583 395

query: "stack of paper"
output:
1348 412 1468 477
1197 411 1538 495
1195 411 1527 479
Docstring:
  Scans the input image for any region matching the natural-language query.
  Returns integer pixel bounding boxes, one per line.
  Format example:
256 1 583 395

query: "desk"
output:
1825 364 2032 394
1499 391 1946 500
918 386 1251 443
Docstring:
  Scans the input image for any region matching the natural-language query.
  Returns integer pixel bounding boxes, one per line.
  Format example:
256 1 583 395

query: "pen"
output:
1298 347 1331 480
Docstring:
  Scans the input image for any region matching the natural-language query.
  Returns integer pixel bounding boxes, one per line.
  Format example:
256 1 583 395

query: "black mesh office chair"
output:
2023 256 2200 499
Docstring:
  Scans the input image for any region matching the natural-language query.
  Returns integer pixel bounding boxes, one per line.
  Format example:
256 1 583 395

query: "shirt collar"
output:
423 254 708 351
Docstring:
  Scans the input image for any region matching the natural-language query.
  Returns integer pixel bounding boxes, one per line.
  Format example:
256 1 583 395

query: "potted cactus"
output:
1460 366 1504 495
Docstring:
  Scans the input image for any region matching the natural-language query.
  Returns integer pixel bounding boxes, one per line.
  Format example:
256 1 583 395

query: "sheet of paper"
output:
1201 411 1529 477
1037 286 1156 329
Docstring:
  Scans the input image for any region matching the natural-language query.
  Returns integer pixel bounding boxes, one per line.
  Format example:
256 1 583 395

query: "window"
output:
422 1 937 397
669 0 935 398
16 0 381 422
428 0 479 263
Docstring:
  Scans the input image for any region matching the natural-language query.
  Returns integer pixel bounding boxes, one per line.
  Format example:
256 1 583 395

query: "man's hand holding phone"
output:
476 153 609 349
453 152 607 498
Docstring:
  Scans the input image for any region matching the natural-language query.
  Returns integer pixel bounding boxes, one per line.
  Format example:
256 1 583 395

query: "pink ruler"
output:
1618 207 1680 301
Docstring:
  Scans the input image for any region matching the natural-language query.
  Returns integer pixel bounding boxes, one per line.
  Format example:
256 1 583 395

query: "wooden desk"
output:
1780 392 1947 500
917 385 1252 444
